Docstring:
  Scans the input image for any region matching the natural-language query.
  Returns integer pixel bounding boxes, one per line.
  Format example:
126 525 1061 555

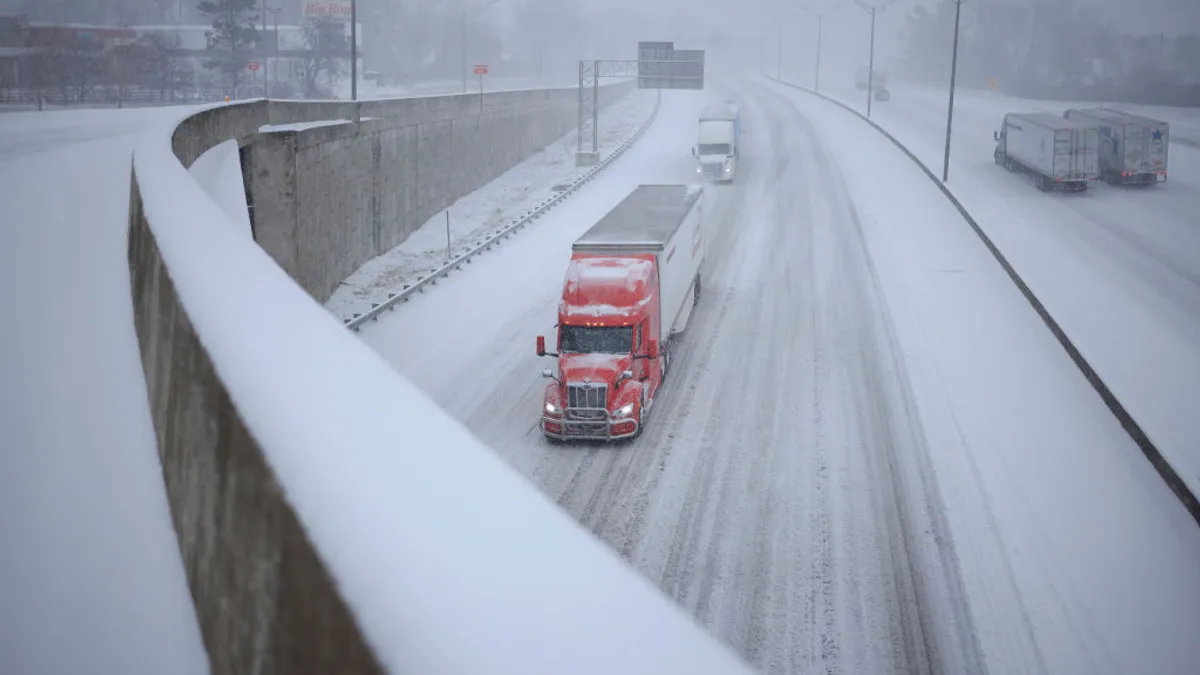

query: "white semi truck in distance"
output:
993 112 1100 192
692 102 741 183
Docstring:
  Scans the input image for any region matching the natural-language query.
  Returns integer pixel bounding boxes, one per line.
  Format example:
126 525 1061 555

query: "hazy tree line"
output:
4 0 594 92
6 0 354 104
899 0 1200 106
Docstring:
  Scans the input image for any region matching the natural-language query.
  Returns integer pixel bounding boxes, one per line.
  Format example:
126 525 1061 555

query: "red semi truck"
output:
537 184 705 441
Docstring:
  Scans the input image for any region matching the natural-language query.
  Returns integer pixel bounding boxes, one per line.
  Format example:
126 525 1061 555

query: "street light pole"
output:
777 22 782 79
462 0 505 93
942 0 966 182
866 5 875 117
814 15 822 91
261 0 267 97
799 5 846 93
853 0 896 118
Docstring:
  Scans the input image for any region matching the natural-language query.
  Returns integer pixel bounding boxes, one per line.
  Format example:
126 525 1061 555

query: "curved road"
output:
363 78 982 673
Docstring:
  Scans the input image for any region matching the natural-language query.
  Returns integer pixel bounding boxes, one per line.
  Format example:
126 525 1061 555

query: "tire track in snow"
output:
375 77 979 674
752 78 989 675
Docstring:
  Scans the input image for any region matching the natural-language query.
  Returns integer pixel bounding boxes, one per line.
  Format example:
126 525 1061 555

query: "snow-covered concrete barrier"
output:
244 83 632 301
127 86 754 674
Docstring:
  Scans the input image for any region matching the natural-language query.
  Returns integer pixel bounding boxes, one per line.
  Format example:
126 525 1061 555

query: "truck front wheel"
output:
693 275 701 302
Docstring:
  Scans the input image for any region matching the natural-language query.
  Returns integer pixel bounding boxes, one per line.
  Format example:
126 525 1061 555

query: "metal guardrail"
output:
343 89 663 331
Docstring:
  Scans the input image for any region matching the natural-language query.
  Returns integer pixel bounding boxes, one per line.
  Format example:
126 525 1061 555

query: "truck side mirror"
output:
536 335 546 356
993 131 1000 141
691 146 697 157
647 342 659 359
542 369 554 379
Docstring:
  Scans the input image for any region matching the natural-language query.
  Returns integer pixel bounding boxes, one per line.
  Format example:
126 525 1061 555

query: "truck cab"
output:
693 102 740 183
537 185 704 442
538 256 662 441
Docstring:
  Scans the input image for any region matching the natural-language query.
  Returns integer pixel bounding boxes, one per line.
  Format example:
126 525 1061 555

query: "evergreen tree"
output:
197 0 259 95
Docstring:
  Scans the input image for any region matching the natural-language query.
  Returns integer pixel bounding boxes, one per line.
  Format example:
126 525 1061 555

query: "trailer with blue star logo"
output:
1063 108 1169 185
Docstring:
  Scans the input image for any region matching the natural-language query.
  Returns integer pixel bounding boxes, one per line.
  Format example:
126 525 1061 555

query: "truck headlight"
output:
612 402 634 419
545 402 561 415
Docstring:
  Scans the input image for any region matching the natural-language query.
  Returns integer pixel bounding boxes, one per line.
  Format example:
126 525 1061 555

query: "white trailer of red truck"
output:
536 184 705 441
1063 108 1169 185
994 112 1100 191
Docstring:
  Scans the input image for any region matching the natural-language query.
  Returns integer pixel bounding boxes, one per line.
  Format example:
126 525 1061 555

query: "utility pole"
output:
350 0 358 103
268 7 281 95
942 0 967 182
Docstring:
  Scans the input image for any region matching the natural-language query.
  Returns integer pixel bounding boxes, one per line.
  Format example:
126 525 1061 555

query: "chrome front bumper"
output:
541 414 639 441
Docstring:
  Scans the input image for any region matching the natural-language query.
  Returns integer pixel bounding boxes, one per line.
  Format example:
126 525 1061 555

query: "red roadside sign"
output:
248 61 260 71
473 64 488 75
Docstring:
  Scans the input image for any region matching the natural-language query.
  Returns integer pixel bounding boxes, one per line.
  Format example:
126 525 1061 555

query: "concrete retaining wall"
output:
128 172 383 675
127 81 631 673
245 81 634 302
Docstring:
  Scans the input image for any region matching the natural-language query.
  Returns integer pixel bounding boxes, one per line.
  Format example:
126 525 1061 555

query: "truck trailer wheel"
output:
693 275 702 303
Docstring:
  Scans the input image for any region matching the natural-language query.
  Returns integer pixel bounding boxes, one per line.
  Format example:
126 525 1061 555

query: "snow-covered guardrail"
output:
762 74 1200 528
343 90 663 331
128 87 756 674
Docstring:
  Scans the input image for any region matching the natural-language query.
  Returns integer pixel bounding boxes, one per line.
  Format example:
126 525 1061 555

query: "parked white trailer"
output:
993 112 1100 191
1063 108 1169 185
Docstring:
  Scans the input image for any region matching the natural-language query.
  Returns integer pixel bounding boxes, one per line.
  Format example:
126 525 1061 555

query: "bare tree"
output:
299 16 346 98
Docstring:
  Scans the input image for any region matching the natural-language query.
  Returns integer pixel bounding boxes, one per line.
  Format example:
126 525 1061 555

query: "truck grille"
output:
566 383 607 420
702 164 723 177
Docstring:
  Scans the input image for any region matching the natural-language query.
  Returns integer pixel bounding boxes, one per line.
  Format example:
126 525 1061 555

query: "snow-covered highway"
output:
5 67 1200 675
358 74 1200 674
805 77 1200 500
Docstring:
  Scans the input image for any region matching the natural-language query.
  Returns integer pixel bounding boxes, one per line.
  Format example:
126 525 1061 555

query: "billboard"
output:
302 1 352 20
637 41 704 90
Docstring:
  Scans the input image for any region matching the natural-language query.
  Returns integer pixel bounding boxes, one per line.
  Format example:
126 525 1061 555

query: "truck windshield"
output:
560 325 633 354
698 143 730 155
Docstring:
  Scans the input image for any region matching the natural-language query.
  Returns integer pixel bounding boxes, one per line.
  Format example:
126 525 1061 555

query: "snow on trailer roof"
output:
573 184 702 250
699 102 738 121
1007 112 1094 130
1069 107 1168 127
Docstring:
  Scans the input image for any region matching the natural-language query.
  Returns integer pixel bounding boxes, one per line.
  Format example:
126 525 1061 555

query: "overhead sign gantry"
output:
576 42 705 165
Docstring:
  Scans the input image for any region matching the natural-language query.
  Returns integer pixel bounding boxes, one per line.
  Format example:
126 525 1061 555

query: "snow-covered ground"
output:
794 73 1200 503
0 103 215 157
326 89 658 319
369 75 577 99
0 76 559 157
353 72 1200 674
0 122 209 672
759 73 1200 675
